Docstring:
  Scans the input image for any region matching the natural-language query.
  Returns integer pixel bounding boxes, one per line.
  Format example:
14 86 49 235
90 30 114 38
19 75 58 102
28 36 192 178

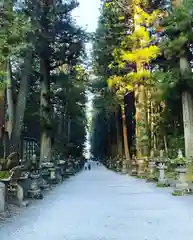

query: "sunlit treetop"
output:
107 1 161 95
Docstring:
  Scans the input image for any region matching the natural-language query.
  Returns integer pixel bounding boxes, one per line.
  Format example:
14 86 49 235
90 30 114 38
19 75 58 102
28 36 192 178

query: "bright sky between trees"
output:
72 0 101 159
72 0 101 33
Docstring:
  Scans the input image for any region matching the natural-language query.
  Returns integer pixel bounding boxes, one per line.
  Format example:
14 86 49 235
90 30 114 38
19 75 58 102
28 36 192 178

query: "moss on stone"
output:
172 190 185 196
0 171 12 179
156 183 169 188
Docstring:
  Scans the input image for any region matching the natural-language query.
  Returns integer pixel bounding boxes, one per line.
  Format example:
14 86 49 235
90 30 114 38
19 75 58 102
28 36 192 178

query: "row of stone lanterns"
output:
0 153 81 216
27 155 79 199
128 149 190 196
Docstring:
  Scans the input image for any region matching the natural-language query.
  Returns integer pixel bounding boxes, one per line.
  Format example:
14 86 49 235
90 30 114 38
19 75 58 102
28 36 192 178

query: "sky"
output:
72 0 101 33
72 0 101 158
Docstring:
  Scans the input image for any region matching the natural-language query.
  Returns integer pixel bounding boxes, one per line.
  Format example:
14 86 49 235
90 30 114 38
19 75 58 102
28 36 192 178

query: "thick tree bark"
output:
115 110 123 158
6 58 14 140
135 84 149 157
106 114 112 157
135 84 141 157
141 84 149 156
0 83 5 139
121 104 130 173
38 0 53 163
132 3 150 158
67 118 71 144
40 58 52 162
10 49 33 154
40 131 52 162
58 110 64 135
0 86 5 158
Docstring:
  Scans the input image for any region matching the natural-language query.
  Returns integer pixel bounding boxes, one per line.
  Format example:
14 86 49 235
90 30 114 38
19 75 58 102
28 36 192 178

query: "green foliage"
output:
0 0 88 160
90 0 128 159
159 3 193 89
172 190 185 196
156 183 169 187
52 66 88 158
91 0 186 160
92 0 128 78
0 2 32 63
107 4 161 111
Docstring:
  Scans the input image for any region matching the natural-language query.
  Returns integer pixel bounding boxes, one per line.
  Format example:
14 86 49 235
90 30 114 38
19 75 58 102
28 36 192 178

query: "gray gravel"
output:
1 166 193 240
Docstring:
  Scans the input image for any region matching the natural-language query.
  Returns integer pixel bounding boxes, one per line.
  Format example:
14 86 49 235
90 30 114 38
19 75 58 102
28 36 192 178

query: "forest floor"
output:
1 165 193 240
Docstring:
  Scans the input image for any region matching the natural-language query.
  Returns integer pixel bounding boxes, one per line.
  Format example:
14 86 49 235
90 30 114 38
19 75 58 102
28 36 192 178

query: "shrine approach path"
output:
1 165 193 240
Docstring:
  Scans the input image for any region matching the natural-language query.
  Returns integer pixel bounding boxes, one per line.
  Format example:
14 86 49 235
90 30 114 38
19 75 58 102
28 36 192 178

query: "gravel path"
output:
1 165 193 240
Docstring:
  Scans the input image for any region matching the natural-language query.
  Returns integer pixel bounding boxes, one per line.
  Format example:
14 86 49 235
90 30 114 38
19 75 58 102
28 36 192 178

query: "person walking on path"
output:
87 159 91 170
84 161 88 170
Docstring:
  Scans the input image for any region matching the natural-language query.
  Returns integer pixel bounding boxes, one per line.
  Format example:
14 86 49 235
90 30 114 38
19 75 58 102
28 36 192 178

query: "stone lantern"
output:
137 158 144 177
131 156 137 176
28 171 42 199
0 182 5 214
147 150 156 181
174 167 188 195
147 160 156 181
157 163 167 185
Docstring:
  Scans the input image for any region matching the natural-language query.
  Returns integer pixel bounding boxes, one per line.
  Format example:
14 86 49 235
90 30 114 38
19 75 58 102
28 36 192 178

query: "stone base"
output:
146 177 157 183
8 198 29 207
0 210 10 218
28 189 43 199
56 174 63 183
172 190 186 196
156 182 169 188
20 200 29 207
49 178 59 185
131 171 137 176
40 179 50 190
40 183 50 190
122 167 127 174
175 182 189 192
158 178 167 185
168 179 177 187
137 172 145 178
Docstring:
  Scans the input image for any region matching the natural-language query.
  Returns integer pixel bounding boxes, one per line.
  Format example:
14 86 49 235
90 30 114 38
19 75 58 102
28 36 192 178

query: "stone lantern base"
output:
0 182 5 214
137 159 145 177
28 172 43 199
40 178 50 190
173 167 188 196
122 158 127 174
130 161 137 176
146 161 156 182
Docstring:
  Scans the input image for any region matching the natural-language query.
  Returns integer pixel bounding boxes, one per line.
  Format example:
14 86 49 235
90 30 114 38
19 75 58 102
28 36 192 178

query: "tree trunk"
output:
173 0 183 7
0 81 5 147
0 85 5 158
0 82 5 139
135 84 149 158
164 135 168 157
173 0 193 159
181 91 193 157
115 109 123 158
40 131 52 163
58 110 64 135
106 115 112 157
40 58 52 163
10 49 33 154
6 58 14 140
67 118 71 144
132 2 150 158
179 56 193 158
150 92 154 154
121 104 130 173
135 84 141 157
